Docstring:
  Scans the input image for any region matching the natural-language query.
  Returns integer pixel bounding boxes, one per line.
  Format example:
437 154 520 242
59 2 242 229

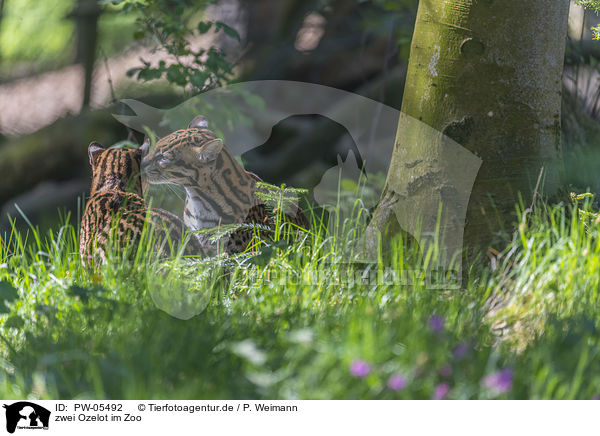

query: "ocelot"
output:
141 116 309 254
80 142 205 266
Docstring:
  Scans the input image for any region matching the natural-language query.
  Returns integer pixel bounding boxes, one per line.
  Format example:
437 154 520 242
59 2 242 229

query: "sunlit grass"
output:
1 193 600 399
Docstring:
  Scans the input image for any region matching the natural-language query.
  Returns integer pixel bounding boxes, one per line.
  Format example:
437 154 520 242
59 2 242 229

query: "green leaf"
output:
190 70 210 89
215 21 240 41
0 281 18 303
197 21 213 34
126 67 141 78
137 68 163 81
166 65 188 87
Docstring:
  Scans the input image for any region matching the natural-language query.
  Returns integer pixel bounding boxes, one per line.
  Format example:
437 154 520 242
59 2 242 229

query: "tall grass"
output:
1 193 600 399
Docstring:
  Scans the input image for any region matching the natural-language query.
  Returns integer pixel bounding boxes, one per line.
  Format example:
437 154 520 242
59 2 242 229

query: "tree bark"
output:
369 0 570 264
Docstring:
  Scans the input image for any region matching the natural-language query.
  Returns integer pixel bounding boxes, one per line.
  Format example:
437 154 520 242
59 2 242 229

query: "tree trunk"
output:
369 0 570 266
72 0 101 109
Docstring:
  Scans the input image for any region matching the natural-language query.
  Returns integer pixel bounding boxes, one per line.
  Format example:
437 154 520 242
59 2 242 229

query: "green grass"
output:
1 194 600 400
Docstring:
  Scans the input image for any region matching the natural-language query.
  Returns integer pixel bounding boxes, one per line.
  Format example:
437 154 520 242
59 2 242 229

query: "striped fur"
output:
141 124 309 253
80 142 205 267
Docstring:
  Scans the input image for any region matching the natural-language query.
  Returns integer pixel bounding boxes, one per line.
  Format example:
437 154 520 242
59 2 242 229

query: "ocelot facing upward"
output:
80 142 205 267
141 116 309 254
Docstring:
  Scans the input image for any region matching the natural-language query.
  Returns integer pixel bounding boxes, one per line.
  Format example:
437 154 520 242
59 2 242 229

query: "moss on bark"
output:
372 0 570 258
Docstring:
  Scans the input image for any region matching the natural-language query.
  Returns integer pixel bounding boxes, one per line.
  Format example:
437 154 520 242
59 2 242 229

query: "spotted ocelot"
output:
141 116 309 254
80 142 205 266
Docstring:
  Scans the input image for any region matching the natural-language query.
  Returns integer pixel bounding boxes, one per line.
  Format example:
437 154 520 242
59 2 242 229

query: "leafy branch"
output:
577 0 600 39
101 0 240 91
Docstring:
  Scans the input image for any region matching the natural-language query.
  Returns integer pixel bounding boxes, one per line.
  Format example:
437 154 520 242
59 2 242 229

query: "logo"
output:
114 80 482 317
3 402 50 434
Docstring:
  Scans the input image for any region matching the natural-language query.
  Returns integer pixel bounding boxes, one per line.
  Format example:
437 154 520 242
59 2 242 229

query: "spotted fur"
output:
141 119 309 253
80 142 205 266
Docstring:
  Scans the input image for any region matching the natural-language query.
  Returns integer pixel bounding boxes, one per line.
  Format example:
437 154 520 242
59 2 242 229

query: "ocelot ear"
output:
88 142 106 166
199 139 223 162
188 115 208 129
139 136 150 154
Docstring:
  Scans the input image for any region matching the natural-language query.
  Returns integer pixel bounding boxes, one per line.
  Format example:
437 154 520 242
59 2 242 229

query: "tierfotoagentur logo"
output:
3 402 50 434
114 80 481 319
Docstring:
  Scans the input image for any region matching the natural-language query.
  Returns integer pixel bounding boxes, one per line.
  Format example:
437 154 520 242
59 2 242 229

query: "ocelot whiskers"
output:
141 116 309 254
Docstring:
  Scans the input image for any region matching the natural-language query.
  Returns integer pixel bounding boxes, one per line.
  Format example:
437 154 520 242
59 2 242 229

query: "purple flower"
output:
433 382 450 400
387 374 407 391
440 364 453 378
483 369 513 394
429 315 445 333
350 360 371 378
452 343 469 360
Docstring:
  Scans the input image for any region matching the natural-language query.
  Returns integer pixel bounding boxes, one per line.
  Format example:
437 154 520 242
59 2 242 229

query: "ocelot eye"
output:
158 155 172 167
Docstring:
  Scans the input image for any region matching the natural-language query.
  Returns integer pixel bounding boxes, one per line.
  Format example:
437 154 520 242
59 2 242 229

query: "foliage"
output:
0 0 138 75
2 192 600 399
577 0 600 39
0 0 76 67
578 0 600 12
101 0 240 92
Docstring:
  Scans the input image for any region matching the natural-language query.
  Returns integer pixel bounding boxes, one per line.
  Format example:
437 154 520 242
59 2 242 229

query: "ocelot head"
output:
88 142 143 195
140 116 224 188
